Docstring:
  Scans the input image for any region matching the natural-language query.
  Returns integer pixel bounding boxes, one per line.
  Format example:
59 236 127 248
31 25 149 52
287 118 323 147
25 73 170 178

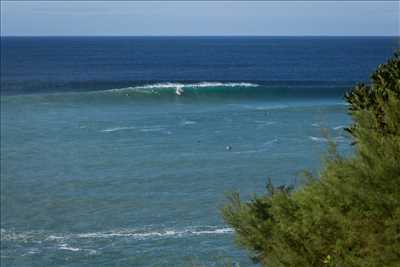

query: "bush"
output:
222 52 400 267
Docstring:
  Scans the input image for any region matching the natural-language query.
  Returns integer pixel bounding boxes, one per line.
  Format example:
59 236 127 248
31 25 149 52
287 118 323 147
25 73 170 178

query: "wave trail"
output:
1 226 234 243
76 227 233 239
101 126 136 132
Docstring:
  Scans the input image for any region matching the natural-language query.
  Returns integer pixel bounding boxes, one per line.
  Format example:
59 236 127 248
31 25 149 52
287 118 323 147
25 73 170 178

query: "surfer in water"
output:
176 85 184 96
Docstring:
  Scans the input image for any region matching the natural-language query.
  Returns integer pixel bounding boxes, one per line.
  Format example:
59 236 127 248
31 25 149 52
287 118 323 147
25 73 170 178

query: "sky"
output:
1 1 399 36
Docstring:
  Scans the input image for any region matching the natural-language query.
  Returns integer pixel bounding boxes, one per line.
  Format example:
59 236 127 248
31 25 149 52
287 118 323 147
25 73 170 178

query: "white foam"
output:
190 228 234 235
136 82 259 90
101 126 136 132
76 227 233 240
309 136 347 143
1 227 234 243
181 120 197 125
0 229 37 241
333 125 346 130
58 243 81 252
102 125 167 133
57 243 97 254
26 248 41 255
111 82 259 96
309 136 327 142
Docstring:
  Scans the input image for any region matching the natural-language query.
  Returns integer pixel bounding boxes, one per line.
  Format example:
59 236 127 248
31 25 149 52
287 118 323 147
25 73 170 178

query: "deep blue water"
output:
1 37 398 266
2 36 398 94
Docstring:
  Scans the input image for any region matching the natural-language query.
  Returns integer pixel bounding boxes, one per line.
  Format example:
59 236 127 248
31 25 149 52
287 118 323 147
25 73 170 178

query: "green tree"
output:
222 52 400 267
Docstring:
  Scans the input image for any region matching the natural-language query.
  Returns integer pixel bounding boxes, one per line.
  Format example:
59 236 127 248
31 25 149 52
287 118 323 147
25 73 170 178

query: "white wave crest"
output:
309 136 347 143
136 82 259 90
101 126 136 132
57 242 97 254
58 243 81 252
102 125 167 133
333 125 346 130
181 120 197 126
1 229 33 241
2 227 234 243
309 136 327 142
76 227 233 240
111 82 259 96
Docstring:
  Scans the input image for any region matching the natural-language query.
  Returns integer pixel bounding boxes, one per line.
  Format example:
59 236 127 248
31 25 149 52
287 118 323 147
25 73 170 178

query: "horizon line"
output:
2 35 399 37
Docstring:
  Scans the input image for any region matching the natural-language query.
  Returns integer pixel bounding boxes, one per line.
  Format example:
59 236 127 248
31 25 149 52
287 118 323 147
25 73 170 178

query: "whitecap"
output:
76 227 233 240
26 248 41 255
101 126 136 133
333 125 346 130
188 82 259 88
190 228 234 235
0 229 38 241
181 120 197 126
309 136 347 143
136 82 259 90
58 243 81 252
2 226 234 243
310 136 327 142
110 82 259 96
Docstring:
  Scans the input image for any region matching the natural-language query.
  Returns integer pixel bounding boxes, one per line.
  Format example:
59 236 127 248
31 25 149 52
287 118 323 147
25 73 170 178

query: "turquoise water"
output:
1 85 351 266
1 37 397 266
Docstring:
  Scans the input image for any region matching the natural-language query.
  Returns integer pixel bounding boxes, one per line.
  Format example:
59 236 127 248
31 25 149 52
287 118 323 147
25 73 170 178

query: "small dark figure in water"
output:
226 145 232 151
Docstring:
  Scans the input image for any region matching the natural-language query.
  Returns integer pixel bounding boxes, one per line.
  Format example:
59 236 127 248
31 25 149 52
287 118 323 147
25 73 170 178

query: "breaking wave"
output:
74 227 233 239
1 226 234 243
2 81 351 103
110 82 259 96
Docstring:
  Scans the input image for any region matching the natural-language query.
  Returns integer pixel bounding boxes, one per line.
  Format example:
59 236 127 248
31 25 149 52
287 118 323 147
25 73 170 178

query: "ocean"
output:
1 36 398 266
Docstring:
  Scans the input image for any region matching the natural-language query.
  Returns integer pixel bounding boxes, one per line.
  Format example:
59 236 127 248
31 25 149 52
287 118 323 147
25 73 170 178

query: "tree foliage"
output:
222 52 400 266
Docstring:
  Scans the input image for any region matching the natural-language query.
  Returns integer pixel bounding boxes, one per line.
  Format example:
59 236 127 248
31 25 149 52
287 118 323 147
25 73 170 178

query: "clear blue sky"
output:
1 1 399 36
